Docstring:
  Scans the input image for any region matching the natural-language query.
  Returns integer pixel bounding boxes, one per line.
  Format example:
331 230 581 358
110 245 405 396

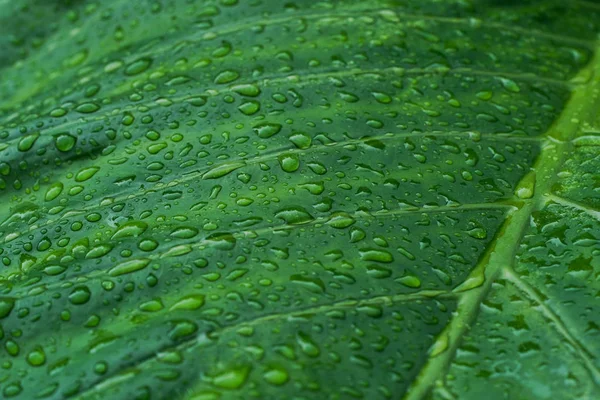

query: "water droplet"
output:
0 298 15 318
168 320 198 340
396 275 421 288
296 331 320 357
108 258 150 277
327 212 356 229
238 101 260 115
139 239 159 252
277 153 300 172
429 333 449 356
359 248 394 263
68 286 91 305
290 275 325 293
75 167 100 182
275 206 314 224
139 299 164 312
45 182 64 201
170 227 199 239
75 103 100 113
214 69 240 84
231 83 260 97
205 232 237 250
112 221 148 239
203 161 246 179
86 244 113 259
367 265 392 279
453 275 484 292
50 108 68 117
263 366 289 386
3 382 22 397
499 77 521 93
18 133 39 152
372 91 392 103
288 132 312 149
253 122 282 138
170 295 205 311
515 171 536 199
213 366 251 389
26 347 46 366
54 133 77 152
467 227 487 239
125 58 152 75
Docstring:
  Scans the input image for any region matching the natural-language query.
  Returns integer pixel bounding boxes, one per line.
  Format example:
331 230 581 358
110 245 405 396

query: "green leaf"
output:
0 1 599 399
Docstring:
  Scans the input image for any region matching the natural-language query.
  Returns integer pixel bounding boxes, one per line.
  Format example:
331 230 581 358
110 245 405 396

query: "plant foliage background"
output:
0 0 600 399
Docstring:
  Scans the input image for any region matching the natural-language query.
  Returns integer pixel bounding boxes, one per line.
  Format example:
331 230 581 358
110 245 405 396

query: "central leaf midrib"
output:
404 40 600 399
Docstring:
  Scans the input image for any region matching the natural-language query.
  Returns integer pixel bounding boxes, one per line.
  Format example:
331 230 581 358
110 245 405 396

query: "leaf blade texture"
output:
0 1 599 399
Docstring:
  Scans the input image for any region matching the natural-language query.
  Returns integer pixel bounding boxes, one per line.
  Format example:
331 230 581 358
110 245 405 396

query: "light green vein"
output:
0 130 530 246
71 288 454 400
547 194 600 221
0 63 574 138
3 200 513 294
503 267 600 384
404 40 600 400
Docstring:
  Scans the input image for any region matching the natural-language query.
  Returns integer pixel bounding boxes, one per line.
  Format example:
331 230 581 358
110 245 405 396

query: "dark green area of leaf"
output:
0 1 600 400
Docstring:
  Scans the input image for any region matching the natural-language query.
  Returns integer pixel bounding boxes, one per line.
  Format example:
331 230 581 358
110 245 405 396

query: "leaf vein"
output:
503 267 600 384
71 289 454 399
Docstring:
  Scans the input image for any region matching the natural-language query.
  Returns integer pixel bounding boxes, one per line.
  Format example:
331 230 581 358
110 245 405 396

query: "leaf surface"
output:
0 1 599 399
